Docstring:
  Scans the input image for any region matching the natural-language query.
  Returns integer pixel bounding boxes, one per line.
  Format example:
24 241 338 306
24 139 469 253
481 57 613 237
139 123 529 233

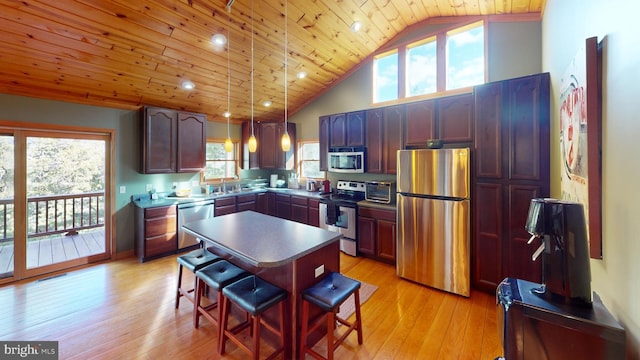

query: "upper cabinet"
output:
241 122 296 170
366 106 403 174
403 94 473 148
141 106 206 174
319 115 330 171
319 110 366 171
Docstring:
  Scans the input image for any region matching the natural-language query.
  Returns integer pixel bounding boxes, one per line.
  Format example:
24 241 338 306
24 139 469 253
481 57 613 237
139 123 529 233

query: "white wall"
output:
543 0 640 356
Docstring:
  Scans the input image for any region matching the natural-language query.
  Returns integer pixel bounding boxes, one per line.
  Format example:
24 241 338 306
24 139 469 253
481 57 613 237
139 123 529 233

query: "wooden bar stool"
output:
299 272 363 360
193 260 250 329
220 275 287 360
175 248 222 308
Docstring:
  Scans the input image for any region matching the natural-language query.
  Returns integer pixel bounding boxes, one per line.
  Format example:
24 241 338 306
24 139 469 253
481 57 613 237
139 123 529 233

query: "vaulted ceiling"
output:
0 1 545 124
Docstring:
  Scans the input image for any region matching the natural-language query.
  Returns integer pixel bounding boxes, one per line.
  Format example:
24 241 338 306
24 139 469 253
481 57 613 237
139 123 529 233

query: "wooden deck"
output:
0 228 105 273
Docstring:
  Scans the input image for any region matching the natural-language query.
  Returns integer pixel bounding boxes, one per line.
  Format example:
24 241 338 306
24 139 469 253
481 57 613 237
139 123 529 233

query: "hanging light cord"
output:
251 0 254 136
283 0 288 131
227 9 231 139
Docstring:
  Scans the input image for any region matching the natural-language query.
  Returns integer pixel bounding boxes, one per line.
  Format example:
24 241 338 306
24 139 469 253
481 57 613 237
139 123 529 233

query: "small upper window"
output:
406 37 437 97
298 141 323 179
373 50 399 103
446 22 485 90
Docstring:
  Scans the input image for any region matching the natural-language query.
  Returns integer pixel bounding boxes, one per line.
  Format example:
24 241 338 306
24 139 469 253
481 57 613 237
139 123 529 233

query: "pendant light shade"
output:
224 137 233 152
248 133 257 152
281 131 291 151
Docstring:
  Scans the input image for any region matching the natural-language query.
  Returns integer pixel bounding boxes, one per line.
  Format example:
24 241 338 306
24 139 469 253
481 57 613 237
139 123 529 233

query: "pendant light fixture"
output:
248 0 257 153
223 6 233 153
281 0 291 152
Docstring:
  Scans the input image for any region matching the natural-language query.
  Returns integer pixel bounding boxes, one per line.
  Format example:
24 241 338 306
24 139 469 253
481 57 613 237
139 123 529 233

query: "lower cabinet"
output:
290 195 308 224
357 206 396 264
308 199 320 227
275 193 291 220
256 192 269 214
236 193 256 212
134 205 177 262
214 196 237 216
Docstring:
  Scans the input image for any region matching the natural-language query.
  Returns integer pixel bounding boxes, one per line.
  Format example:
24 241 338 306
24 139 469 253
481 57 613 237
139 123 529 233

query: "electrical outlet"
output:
314 264 325 278
172 182 178 189
119 186 126 194
145 184 153 192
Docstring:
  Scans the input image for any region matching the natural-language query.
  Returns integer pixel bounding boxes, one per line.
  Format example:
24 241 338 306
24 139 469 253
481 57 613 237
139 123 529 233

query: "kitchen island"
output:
182 210 341 358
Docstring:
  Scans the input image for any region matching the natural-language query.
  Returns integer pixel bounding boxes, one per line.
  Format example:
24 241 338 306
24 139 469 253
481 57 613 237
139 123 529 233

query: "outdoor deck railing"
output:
0 191 105 243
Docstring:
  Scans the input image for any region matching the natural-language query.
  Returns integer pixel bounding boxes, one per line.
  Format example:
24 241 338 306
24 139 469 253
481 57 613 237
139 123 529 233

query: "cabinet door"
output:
506 184 543 284
365 108 384 174
438 94 473 143
474 82 504 179
259 123 278 169
377 219 396 262
357 216 376 256
275 194 291 220
319 115 330 171
506 74 550 181
329 113 346 148
383 105 404 174
308 199 320 227
291 204 308 224
256 192 269 214
177 112 206 172
404 99 436 147
237 194 256 212
473 182 503 291
267 192 277 216
242 121 260 169
346 111 366 147
142 107 177 174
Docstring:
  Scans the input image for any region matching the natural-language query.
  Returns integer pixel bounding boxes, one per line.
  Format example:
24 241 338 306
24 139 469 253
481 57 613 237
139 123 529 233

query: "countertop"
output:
182 211 341 267
132 187 329 209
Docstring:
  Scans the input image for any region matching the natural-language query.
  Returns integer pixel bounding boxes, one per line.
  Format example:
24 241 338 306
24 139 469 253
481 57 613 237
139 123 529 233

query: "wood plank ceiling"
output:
0 0 545 124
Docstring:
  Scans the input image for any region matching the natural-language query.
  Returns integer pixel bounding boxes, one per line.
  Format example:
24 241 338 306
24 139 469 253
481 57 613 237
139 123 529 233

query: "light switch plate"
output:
314 264 325 278
119 186 126 194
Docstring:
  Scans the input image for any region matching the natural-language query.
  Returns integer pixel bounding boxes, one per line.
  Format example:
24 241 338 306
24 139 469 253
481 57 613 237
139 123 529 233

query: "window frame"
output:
200 138 239 184
371 19 487 105
296 140 325 181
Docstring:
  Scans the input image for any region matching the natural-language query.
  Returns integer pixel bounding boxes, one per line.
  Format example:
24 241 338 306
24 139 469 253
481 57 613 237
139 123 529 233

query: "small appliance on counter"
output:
364 181 394 204
320 180 331 194
327 147 365 173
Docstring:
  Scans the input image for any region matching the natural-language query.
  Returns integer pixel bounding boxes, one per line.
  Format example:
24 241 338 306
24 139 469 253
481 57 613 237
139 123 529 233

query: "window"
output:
446 23 485 90
297 141 323 179
372 21 485 103
406 37 437 97
373 50 399 103
202 140 237 181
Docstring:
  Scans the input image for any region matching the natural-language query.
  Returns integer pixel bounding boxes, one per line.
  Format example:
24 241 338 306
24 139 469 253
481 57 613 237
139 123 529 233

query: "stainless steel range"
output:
319 180 365 256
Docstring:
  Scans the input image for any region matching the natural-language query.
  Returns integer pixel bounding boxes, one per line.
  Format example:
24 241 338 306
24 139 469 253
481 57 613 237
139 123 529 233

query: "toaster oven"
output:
365 181 394 204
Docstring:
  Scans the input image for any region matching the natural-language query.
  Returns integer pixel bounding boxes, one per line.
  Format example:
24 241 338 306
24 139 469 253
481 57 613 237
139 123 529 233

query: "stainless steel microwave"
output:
328 148 365 173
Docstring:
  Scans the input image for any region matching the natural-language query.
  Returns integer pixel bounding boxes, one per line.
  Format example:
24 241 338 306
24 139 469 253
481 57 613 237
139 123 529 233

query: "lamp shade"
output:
224 137 233 152
248 134 257 152
281 131 291 151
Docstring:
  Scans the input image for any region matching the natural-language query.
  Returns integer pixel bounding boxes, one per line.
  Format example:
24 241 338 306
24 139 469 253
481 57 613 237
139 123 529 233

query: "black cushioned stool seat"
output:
220 275 287 360
175 248 222 309
299 272 363 360
194 260 250 329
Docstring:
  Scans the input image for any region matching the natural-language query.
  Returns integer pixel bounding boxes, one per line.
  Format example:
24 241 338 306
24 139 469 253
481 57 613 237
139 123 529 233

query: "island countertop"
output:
182 211 341 268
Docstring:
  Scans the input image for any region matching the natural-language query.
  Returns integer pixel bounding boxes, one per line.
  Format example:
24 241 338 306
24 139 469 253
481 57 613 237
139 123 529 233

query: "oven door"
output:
319 202 357 240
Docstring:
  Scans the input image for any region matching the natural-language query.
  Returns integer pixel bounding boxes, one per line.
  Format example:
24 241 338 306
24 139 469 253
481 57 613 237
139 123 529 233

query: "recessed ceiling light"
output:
297 71 307 79
211 33 227 46
181 81 195 90
263 101 272 107
223 111 231 118
350 21 362 32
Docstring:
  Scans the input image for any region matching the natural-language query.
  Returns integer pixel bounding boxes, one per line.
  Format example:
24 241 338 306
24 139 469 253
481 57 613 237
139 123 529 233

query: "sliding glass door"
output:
0 127 112 283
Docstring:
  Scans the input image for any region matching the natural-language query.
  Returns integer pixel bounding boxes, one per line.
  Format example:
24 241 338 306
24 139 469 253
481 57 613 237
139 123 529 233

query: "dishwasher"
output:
177 199 215 249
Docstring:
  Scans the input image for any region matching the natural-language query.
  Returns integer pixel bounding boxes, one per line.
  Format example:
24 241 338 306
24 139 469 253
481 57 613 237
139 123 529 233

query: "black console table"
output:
496 278 626 359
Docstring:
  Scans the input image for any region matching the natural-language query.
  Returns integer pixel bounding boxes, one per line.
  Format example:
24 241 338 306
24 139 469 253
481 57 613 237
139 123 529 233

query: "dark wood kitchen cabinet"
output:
366 106 403 174
404 99 436 148
214 196 237 216
134 205 177 262
319 111 366 171
236 194 256 212
358 206 396 264
241 121 260 170
290 195 308 224
319 115 330 171
473 73 550 292
256 192 269 214
141 106 206 174
329 113 346 148
275 193 291 220
308 198 320 227
256 122 297 170
438 93 473 143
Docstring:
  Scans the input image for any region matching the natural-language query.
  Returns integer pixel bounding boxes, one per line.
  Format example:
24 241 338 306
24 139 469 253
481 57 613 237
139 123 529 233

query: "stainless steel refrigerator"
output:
396 148 471 297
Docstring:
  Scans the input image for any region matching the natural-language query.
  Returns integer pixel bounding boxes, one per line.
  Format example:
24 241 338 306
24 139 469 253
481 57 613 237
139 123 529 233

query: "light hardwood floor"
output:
0 253 502 359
